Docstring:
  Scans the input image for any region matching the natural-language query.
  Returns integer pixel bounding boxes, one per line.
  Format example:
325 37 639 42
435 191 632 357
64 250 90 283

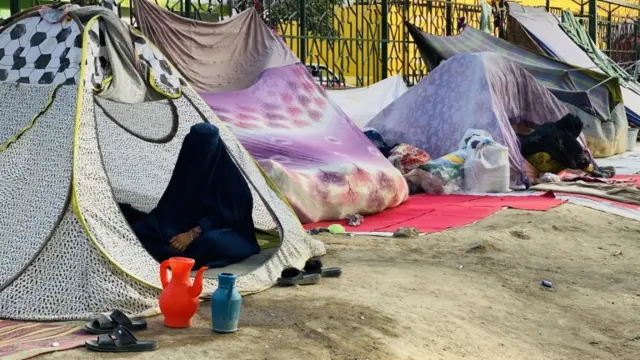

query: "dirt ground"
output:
42 204 640 360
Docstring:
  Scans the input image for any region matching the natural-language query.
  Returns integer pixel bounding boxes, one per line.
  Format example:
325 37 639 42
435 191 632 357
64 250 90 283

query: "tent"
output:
506 3 640 127
406 22 628 158
133 0 409 224
0 5 325 321
326 75 409 128
366 52 573 189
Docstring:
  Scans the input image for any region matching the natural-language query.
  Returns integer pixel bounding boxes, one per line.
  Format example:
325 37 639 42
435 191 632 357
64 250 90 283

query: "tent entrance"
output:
94 92 282 276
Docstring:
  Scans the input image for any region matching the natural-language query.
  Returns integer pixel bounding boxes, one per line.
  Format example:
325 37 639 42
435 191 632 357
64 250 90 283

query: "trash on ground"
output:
393 227 419 238
308 227 330 235
346 213 364 226
509 229 530 239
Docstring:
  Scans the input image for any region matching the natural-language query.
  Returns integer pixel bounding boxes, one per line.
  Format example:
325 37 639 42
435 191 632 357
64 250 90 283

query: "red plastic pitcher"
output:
158 257 208 328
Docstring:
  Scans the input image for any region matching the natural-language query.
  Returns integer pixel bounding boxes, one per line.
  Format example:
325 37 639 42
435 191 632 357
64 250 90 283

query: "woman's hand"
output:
169 232 193 252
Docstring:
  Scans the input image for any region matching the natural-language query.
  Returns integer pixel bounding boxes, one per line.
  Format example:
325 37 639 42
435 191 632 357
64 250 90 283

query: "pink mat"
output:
304 192 564 233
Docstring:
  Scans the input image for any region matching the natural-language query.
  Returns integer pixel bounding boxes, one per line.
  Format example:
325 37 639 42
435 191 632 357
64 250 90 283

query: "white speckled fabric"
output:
0 6 324 321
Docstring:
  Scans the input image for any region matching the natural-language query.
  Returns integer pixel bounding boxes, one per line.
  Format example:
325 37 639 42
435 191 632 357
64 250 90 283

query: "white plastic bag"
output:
459 129 493 149
463 135 510 193
535 172 561 184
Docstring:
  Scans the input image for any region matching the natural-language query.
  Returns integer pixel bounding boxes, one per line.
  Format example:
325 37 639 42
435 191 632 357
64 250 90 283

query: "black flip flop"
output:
85 326 158 353
277 267 321 286
304 259 342 278
84 309 147 334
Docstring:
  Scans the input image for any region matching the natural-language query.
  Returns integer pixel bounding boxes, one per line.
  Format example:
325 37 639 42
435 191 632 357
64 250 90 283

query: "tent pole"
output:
9 0 19 16
588 0 597 42
381 0 388 81
298 0 306 66
445 0 453 36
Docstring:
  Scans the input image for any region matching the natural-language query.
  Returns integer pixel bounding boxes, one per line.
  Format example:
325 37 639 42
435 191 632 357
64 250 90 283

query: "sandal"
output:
304 259 342 278
84 309 147 334
85 325 158 352
277 267 320 286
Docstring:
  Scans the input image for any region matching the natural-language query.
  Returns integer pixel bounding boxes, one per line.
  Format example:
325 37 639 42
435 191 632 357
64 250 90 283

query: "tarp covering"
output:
326 75 408 128
134 0 408 223
406 21 628 157
134 0 298 93
507 4 595 69
366 53 571 189
507 3 640 126
406 22 621 123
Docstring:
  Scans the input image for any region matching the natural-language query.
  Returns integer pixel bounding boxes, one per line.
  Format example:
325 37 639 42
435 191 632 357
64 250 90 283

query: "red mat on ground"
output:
303 192 564 233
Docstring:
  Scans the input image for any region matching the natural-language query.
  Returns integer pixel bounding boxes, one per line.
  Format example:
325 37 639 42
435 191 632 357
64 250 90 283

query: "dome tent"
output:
0 5 324 320
366 52 586 189
406 21 628 159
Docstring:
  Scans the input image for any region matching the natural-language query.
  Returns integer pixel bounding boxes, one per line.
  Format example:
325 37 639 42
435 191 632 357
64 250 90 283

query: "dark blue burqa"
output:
133 123 260 268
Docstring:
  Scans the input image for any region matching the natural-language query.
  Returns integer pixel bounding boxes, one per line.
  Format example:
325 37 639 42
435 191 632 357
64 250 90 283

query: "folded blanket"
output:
532 181 640 206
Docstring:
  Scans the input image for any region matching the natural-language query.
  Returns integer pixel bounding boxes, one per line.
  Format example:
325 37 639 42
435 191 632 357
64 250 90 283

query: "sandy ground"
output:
42 204 640 360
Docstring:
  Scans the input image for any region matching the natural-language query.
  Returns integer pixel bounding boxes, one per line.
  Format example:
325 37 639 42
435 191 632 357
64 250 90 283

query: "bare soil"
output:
42 204 640 360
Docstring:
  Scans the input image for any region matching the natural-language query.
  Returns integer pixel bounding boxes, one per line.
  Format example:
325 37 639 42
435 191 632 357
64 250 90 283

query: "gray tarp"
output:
506 3 640 127
133 0 298 93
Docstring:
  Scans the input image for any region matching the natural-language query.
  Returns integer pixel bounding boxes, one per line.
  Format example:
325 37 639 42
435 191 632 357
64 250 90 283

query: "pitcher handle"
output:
160 260 171 289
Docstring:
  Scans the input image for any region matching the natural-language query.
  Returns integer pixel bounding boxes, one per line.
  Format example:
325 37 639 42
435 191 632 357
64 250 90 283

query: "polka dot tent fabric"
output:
133 1 409 223
0 5 325 321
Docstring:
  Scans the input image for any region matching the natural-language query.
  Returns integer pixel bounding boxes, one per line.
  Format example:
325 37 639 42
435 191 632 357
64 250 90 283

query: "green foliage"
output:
267 0 343 36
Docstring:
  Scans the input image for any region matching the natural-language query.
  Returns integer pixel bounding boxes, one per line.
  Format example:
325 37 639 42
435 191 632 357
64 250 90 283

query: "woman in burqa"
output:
123 123 260 268
520 113 593 174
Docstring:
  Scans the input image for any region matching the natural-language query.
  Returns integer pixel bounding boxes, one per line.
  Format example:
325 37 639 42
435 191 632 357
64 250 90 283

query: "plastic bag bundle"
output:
462 129 510 193
535 172 561 184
